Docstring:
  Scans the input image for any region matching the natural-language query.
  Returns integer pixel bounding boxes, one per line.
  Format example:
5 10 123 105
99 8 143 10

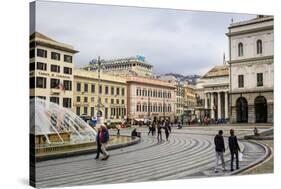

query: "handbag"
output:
238 152 243 161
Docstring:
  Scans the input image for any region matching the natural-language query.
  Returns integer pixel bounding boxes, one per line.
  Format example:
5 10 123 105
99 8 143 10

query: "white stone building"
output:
201 65 229 121
226 15 274 123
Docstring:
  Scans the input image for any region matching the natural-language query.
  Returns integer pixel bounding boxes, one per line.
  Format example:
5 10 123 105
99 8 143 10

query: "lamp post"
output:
89 56 105 125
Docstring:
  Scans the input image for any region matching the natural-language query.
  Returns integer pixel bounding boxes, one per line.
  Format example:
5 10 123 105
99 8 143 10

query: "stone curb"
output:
36 135 141 162
228 140 271 176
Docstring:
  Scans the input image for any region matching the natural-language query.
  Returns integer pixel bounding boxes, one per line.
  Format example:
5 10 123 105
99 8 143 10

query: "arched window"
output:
257 40 262 54
238 42 243 57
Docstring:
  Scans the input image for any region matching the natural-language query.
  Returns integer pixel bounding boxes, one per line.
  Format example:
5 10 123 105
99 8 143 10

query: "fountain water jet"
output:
30 98 97 145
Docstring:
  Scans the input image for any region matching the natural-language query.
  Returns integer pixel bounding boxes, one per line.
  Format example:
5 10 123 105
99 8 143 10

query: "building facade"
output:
201 65 230 121
226 15 274 123
73 69 127 123
126 76 176 123
29 32 78 109
183 84 196 122
83 56 153 78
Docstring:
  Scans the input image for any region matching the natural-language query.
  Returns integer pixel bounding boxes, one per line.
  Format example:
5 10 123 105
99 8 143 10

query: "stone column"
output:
210 93 215 119
225 92 229 119
204 93 208 109
218 92 221 119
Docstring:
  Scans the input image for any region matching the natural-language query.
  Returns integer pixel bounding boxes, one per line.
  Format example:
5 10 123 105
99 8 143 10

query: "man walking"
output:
229 129 241 171
214 130 226 172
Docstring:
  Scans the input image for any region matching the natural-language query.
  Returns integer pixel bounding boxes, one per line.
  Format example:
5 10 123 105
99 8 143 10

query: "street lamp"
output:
89 56 105 125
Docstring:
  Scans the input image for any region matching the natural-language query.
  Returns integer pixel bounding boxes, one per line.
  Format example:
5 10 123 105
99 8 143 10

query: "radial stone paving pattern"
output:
35 128 268 188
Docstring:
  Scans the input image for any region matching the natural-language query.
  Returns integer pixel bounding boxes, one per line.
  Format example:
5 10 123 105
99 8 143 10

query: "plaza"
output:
34 124 272 188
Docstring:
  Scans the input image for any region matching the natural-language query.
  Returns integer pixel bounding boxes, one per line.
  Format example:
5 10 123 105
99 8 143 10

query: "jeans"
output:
230 151 239 170
215 151 225 169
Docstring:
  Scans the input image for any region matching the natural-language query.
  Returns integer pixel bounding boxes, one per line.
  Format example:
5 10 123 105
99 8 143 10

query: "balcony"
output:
51 88 61 95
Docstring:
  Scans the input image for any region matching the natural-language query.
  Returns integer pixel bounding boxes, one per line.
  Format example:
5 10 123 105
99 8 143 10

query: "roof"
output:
229 15 273 29
30 32 58 42
201 65 229 78
30 32 79 54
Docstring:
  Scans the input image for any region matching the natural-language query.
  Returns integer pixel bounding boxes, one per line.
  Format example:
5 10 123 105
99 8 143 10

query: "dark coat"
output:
228 136 240 153
214 135 225 152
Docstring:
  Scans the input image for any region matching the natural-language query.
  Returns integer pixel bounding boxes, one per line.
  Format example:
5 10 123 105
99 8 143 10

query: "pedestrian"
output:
157 121 163 143
228 129 241 171
164 120 171 142
116 124 120 136
214 130 226 172
131 128 138 138
100 125 110 160
152 122 156 136
94 126 104 160
148 124 152 136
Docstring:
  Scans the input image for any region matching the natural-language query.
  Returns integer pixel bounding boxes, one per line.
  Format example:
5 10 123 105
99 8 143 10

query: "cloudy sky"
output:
33 1 256 76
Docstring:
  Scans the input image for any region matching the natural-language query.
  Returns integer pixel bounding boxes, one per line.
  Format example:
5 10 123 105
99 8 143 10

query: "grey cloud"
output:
35 1 256 76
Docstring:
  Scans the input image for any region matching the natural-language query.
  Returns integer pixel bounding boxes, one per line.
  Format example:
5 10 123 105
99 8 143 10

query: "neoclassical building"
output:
226 15 274 123
201 65 229 121
73 69 127 123
29 32 78 109
126 76 176 123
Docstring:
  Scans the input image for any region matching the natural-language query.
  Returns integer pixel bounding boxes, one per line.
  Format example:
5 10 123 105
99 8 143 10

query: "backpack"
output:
104 130 110 142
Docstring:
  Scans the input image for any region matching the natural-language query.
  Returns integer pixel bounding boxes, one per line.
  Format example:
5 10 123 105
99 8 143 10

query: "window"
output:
121 99 124 104
99 85 102 94
121 88 125 96
105 86 109 94
30 62 35 71
238 43 243 57
36 77 46 88
136 88 140 96
63 80 72 91
111 86 114 95
91 107 95 116
63 98 71 108
116 88 120 95
111 99 114 104
50 79 60 88
84 106 88 114
63 67 72 75
76 83 81 92
91 84 95 93
51 52 60 61
84 83 88 92
37 49 47 58
64 55 72 63
105 107 108 119
116 99 119 104
76 96 80 102
238 75 244 88
36 62 47 71
30 49 35 58
51 65 60 73
257 73 263 86
136 104 141 112
30 77 35 89
257 40 262 54
91 97 95 102
84 97 88 103
76 107 80 115
50 97 59 105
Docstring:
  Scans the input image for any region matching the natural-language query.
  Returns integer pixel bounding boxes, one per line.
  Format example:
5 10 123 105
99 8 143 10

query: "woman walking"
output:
164 120 171 142
100 125 110 160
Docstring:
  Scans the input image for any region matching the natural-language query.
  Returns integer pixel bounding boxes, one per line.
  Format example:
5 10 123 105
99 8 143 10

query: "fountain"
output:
30 98 140 160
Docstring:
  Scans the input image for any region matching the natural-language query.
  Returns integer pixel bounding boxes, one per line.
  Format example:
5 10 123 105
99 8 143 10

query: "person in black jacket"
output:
214 130 226 172
95 126 104 160
228 129 241 171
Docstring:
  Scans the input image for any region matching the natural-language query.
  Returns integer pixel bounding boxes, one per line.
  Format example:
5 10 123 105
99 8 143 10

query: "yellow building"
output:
73 69 127 123
29 32 78 108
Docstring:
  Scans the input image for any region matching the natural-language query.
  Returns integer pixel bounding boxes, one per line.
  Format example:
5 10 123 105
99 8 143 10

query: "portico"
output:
204 90 229 120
